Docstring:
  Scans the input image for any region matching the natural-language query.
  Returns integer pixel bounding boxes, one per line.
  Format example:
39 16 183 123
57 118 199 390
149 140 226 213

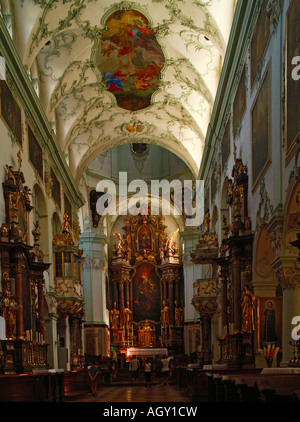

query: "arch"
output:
253 226 275 287
73 137 199 182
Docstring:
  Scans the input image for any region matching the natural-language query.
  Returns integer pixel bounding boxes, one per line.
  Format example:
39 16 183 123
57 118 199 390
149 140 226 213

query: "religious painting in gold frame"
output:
28 124 43 180
137 224 152 251
51 168 61 209
233 65 246 138
17 192 29 243
250 0 270 90
132 262 161 322
251 62 271 193
257 296 282 349
221 118 231 173
0 80 22 146
285 0 300 157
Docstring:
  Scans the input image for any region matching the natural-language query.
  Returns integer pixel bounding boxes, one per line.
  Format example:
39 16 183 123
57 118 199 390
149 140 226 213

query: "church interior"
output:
0 0 299 405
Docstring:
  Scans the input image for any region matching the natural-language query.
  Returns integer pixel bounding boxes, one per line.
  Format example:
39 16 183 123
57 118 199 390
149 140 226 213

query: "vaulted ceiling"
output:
10 0 236 180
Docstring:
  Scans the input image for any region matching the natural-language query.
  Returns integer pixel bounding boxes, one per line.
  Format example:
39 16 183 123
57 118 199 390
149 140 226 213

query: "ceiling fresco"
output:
95 9 165 111
10 0 236 180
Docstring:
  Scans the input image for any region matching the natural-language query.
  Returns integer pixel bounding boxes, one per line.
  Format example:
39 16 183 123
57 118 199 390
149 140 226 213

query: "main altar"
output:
109 211 183 351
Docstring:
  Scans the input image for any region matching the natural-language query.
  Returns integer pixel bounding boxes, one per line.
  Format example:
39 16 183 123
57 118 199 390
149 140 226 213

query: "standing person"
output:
161 355 172 385
144 358 152 387
88 361 99 396
129 355 140 385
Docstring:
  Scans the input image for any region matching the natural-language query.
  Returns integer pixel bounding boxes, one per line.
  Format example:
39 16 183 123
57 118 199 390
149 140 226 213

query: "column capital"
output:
273 257 300 290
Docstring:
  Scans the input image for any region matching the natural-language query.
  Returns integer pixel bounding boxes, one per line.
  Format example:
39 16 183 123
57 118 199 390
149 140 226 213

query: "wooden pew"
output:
217 372 300 403
204 368 261 402
64 369 90 400
0 371 65 402
182 366 261 402
255 374 300 402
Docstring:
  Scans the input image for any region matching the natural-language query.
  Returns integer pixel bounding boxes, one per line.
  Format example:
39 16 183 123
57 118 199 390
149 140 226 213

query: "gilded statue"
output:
113 233 130 260
174 300 183 327
17 150 22 172
123 302 132 328
5 165 15 184
2 283 17 339
241 284 256 333
161 300 169 328
204 209 210 232
110 301 120 329
23 186 32 206
163 228 179 257
62 212 71 233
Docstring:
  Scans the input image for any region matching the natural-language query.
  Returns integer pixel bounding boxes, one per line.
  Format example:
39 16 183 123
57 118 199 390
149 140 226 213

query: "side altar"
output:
0 152 50 373
109 211 184 351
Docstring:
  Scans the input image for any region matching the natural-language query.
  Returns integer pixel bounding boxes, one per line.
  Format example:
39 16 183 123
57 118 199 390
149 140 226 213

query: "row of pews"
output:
0 369 91 401
0 370 65 402
175 365 300 402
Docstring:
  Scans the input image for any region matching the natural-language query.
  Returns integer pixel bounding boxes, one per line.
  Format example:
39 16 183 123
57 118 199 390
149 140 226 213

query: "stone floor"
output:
75 384 189 403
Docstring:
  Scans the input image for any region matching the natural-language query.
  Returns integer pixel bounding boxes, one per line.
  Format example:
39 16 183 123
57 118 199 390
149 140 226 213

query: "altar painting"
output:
257 297 282 349
138 225 152 250
28 125 43 180
132 262 160 322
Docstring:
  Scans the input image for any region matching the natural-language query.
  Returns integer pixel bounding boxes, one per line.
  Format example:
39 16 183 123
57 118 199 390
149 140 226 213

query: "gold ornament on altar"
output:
174 300 184 327
53 212 75 247
2 280 17 339
110 301 120 329
5 164 16 184
161 300 169 328
0 223 8 239
163 228 179 257
113 232 131 260
204 209 210 232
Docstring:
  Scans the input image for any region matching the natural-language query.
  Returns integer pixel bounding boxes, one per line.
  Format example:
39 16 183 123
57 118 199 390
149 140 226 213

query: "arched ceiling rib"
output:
10 0 236 179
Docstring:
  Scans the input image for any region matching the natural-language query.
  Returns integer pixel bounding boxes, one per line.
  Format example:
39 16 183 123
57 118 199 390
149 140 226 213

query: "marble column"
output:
79 232 108 326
